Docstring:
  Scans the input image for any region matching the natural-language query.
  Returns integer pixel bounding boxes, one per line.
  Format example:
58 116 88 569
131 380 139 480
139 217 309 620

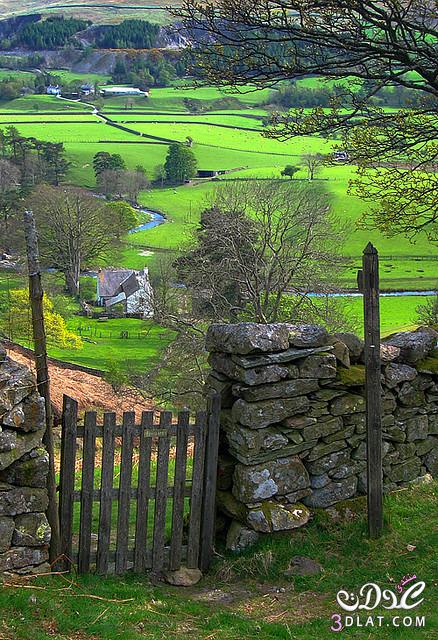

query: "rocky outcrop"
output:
0 343 50 574
206 323 438 538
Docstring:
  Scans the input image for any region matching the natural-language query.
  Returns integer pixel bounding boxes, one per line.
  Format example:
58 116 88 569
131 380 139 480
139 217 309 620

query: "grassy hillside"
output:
0 1 173 24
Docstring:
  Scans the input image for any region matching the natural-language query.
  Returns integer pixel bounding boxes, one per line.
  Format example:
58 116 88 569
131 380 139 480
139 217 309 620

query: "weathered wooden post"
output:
23 210 61 563
357 242 383 539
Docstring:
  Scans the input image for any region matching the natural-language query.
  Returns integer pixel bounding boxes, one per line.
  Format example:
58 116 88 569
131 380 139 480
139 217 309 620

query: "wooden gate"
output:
59 393 221 575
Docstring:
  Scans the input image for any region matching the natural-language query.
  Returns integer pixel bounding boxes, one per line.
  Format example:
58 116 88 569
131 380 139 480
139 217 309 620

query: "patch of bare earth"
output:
6 349 154 418
188 582 330 625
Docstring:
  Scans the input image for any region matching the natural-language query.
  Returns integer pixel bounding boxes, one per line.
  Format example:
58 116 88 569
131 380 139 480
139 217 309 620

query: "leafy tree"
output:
164 143 198 184
175 0 438 239
154 163 167 187
112 59 128 83
1 288 82 349
40 142 70 186
24 185 129 297
0 157 20 251
416 294 438 328
281 165 300 180
93 151 126 178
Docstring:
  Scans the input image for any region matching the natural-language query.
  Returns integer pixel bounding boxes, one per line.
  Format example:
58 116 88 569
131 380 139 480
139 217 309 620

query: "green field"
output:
1 95 433 294
0 82 435 371
15 317 176 374
0 94 93 112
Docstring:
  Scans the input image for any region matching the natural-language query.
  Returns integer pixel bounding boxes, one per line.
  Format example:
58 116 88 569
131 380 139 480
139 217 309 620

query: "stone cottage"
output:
96 267 154 318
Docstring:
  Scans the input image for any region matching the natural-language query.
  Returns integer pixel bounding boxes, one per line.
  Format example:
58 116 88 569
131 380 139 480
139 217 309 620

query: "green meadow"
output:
0 78 436 365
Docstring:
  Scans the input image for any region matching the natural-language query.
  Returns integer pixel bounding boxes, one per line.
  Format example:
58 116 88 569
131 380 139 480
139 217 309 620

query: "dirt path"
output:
7 349 154 418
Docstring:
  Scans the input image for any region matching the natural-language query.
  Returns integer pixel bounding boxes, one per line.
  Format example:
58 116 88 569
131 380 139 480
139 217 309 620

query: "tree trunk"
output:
65 263 80 298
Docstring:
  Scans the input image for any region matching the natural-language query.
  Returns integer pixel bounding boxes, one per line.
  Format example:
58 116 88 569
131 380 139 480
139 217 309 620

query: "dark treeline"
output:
0 125 69 186
96 20 160 49
112 51 187 88
11 17 89 50
0 126 70 250
271 81 429 110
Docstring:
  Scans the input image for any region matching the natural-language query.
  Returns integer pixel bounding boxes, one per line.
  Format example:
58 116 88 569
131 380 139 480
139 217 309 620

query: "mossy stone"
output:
337 365 366 386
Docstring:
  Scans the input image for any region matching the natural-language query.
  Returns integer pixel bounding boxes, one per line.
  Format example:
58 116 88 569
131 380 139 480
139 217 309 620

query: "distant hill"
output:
0 1 175 25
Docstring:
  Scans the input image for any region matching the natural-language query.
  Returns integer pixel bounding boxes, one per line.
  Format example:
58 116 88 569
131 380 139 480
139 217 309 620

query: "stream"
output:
128 208 167 233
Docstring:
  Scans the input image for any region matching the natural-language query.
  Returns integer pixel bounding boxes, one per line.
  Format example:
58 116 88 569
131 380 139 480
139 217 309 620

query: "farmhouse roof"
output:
120 271 140 298
98 269 136 298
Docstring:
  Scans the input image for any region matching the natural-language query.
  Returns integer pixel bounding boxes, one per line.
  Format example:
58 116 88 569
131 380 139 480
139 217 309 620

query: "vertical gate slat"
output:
115 412 135 574
59 395 78 571
96 412 116 575
186 410 207 569
169 411 189 570
152 411 171 573
199 393 221 571
78 411 97 574
134 411 153 573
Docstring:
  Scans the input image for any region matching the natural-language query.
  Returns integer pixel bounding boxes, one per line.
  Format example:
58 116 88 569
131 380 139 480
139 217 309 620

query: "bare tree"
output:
124 168 149 203
174 0 438 238
96 169 124 199
24 185 127 297
176 180 347 324
302 153 325 181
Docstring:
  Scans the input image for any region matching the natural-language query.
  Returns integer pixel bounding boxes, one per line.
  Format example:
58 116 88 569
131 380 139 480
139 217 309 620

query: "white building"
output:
80 83 95 96
100 86 148 97
46 85 61 96
96 268 153 318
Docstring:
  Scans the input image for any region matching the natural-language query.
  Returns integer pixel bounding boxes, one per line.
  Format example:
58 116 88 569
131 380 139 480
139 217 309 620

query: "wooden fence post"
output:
23 210 61 564
59 395 78 570
358 242 383 539
199 392 221 572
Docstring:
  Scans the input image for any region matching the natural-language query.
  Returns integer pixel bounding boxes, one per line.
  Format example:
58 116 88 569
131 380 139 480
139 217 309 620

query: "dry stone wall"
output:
0 342 50 574
206 323 438 538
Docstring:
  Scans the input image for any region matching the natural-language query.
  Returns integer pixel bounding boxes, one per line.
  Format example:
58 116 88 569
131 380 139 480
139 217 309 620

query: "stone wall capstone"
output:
0 342 50 574
206 323 438 541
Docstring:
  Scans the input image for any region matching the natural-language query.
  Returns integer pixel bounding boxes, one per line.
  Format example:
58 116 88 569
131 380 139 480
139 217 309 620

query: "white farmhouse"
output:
46 85 61 96
96 268 153 318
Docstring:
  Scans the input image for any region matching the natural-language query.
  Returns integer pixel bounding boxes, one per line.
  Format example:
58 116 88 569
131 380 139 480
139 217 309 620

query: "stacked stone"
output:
206 323 438 538
0 343 50 574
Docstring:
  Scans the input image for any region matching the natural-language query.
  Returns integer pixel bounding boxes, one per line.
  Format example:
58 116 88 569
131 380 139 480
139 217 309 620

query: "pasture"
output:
0 81 435 349
10 317 176 374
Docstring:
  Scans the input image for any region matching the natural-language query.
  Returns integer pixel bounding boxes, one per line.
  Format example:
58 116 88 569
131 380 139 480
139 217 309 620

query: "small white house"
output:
100 86 148 97
80 83 94 96
46 85 61 96
96 268 153 318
